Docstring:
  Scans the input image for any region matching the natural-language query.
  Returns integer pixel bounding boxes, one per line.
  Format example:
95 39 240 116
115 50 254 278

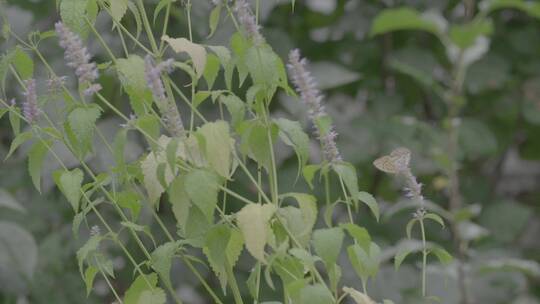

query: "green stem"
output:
419 217 427 297
136 0 159 54
226 262 245 304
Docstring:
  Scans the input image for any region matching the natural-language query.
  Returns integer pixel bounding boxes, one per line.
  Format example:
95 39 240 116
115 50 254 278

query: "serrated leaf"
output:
68 105 101 154
280 193 317 246
236 203 276 263
184 169 220 221
394 241 422 270
28 140 50 192
77 234 101 276
116 55 152 115
53 168 84 212
60 0 91 37
150 241 179 290
312 227 344 267
162 35 207 78
123 273 159 304
203 224 244 291
109 0 128 22
197 120 232 178
245 44 282 91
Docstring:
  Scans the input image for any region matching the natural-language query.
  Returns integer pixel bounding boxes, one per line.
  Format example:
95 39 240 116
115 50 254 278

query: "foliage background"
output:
0 0 539 303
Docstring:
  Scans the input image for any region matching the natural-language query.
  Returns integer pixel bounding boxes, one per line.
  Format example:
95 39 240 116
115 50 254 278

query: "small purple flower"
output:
235 0 264 45
55 22 101 96
144 55 170 101
288 49 342 163
22 79 39 123
47 75 68 93
402 169 424 206
144 55 185 138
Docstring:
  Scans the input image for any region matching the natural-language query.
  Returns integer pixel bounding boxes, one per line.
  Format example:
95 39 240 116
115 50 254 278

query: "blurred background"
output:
1 0 539 303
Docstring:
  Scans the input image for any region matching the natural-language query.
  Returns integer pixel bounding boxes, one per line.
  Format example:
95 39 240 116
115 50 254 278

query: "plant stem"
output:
419 217 428 297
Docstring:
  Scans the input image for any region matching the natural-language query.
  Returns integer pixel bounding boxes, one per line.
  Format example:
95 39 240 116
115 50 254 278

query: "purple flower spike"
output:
288 49 342 163
23 79 39 123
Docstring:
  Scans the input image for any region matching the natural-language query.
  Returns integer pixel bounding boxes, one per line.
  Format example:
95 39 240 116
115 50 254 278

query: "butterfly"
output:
373 147 411 174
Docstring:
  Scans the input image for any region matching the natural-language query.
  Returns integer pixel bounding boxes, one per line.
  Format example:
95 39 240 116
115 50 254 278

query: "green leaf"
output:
245 44 282 92
203 53 220 89
141 136 177 206
302 164 320 189
394 241 422 270
356 191 380 221
83 266 98 295
203 224 244 291
299 284 334 304
5 131 32 160
53 168 84 212
449 19 494 49
312 227 344 267
480 0 540 19
0 189 25 213
184 169 220 221
347 242 381 280
197 120 232 178
115 190 140 219
162 35 207 78
431 247 453 265
342 286 377 304
424 213 445 228
406 218 418 239
208 4 222 38
150 241 179 290
0 221 38 294
8 109 21 136
241 121 279 170
12 47 33 80
279 193 318 246
116 55 152 115
60 0 91 37
28 140 50 192
123 273 159 304
77 234 101 276
370 8 441 37
221 94 245 129
236 203 276 263
137 289 166 304
332 162 359 204
275 118 310 170
341 223 371 250
68 104 101 154
109 0 128 22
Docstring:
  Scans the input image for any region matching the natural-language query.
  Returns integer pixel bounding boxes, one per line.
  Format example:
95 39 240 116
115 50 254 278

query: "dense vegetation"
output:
0 0 539 303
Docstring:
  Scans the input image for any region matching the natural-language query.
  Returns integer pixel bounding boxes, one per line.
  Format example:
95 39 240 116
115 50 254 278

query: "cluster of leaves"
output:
0 0 539 303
